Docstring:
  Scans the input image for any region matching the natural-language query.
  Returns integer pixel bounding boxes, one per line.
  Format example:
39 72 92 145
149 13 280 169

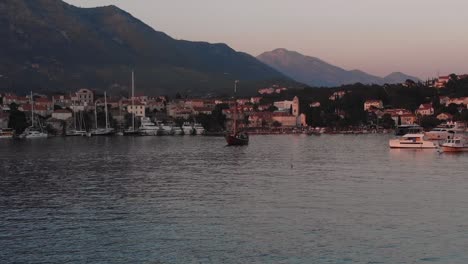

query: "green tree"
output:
419 116 441 129
380 114 395 129
8 103 28 134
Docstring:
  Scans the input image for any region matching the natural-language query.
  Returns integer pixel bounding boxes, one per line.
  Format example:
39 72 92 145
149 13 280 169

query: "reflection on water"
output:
0 135 467 263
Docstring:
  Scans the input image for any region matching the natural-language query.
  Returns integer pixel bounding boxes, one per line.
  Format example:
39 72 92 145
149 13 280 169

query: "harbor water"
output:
1 135 468 263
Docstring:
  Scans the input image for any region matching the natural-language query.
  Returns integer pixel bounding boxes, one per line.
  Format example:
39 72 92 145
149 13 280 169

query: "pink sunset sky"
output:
65 0 468 79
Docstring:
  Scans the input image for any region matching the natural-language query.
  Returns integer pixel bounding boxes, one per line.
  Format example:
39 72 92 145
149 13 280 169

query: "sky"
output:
64 0 468 79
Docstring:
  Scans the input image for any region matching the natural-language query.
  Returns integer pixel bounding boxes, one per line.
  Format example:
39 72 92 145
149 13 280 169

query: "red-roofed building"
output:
35 97 53 110
20 104 49 117
416 103 434 116
52 95 72 108
436 113 454 121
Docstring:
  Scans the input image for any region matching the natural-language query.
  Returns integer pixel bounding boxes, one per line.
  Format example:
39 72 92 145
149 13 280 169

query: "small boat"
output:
91 128 115 136
172 124 183 135
0 128 14 139
160 122 175 136
124 70 140 137
389 133 436 149
225 132 249 146
440 132 468 152
91 91 115 136
193 123 205 135
225 80 249 146
123 128 139 136
138 117 160 136
66 130 87 136
182 122 195 135
20 91 49 139
20 127 48 139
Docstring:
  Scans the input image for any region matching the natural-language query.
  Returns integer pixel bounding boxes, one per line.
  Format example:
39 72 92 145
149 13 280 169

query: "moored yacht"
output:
139 117 160 136
172 124 183 135
160 123 174 135
389 133 436 149
182 122 195 135
193 123 205 135
425 122 467 140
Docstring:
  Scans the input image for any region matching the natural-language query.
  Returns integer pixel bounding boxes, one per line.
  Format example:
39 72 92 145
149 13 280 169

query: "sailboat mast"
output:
131 70 135 131
233 81 238 134
104 91 109 129
95 102 98 129
31 91 34 126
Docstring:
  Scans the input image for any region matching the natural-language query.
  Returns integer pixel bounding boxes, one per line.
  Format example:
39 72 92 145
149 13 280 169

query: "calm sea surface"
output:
1 135 468 264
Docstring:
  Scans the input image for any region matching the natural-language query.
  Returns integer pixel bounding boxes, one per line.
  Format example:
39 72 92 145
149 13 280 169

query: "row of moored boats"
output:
389 123 468 152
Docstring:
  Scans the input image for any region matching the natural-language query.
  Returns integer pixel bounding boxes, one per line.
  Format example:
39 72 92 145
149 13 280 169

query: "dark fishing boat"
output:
225 80 249 146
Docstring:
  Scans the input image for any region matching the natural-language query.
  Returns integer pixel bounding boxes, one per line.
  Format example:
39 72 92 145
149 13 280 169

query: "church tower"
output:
292 96 299 117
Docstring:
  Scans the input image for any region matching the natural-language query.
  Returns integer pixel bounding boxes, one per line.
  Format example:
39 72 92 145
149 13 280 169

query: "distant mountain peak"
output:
258 49 420 87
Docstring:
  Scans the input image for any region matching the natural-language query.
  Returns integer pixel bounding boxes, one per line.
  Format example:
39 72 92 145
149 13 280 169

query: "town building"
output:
436 113 453 121
52 95 72 108
415 104 434 116
73 88 94 106
364 100 383 111
127 102 145 117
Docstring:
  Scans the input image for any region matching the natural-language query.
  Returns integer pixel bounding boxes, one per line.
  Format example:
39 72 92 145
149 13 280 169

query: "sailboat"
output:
225 80 249 146
124 70 139 136
19 91 48 139
66 99 87 136
91 91 115 136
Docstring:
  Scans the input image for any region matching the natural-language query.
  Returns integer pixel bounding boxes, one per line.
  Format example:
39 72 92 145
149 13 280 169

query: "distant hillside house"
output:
439 96 450 106
416 104 434 116
250 97 262 104
309 101 321 108
384 109 416 125
434 76 450 88
329 91 347 101
436 113 454 121
445 97 468 106
364 100 383 111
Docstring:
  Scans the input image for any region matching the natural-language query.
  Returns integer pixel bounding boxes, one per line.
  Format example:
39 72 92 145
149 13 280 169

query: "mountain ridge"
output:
0 0 288 95
257 48 420 87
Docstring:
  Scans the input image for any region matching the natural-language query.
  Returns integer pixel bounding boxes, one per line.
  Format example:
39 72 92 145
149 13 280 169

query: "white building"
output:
127 104 145 117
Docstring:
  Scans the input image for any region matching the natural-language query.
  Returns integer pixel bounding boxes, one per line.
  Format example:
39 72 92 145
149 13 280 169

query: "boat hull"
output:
389 140 436 149
225 134 249 146
441 146 468 152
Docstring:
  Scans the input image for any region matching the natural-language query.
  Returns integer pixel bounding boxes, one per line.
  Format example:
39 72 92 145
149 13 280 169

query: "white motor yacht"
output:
172 124 183 135
193 123 205 135
139 117 160 136
182 122 194 135
160 123 174 136
389 133 436 149
426 122 467 140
